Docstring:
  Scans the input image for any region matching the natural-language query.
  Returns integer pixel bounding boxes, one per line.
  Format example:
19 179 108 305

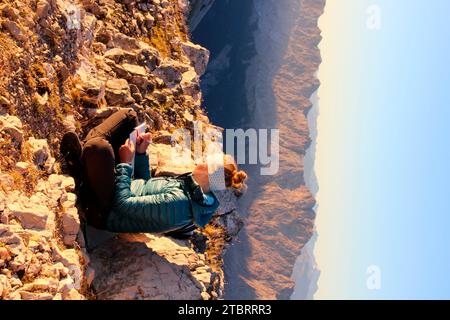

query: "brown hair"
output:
223 154 248 194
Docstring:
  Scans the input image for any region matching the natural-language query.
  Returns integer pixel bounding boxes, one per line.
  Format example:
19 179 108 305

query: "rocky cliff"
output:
0 0 240 300
187 0 214 32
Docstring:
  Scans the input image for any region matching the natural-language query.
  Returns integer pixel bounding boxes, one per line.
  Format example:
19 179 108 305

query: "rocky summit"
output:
0 0 239 300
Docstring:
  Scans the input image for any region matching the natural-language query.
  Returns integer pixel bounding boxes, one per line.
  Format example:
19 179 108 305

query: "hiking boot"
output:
165 229 195 240
59 131 83 179
164 223 196 240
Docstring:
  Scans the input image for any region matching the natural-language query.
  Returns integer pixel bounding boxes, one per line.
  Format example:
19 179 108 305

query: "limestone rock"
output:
149 143 196 176
80 0 105 17
137 47 160 70
218 211 243 238
0 173 14 191
129 75 153 92
54 262 69 277
104 48 136 64
57 277 75 296
62 207 80 247
63 287 84 300
33 92 48 108
52 246 80 269
76 60 104 97
122 63 147 77
15 162 29 173
21 278 58 292
0 247 11 262
62 115 77 132
1 4 20 20
36 0 51 20
52 247 83 291
85 106 118 119
26 137 55 172
19 291 53 300
144 13 154 29
181 41 210 76
213 190 238 216
153 60 189 85
1 20 27 42
0 114 24 146
105 78 134 105
47 174 75 194
90 234 213 300
108 32 140 51
60 192 76 209
180 68 201 100
52 293 62 300
7 202 51 230
0 274 10 299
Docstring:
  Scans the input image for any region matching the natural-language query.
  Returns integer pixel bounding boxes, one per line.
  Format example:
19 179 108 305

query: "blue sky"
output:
314 0 450 299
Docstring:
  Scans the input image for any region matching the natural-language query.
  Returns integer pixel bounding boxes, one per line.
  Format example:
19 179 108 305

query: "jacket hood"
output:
190 192 220 228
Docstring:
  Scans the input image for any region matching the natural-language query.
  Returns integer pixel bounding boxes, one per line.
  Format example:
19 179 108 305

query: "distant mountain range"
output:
193 0 325 299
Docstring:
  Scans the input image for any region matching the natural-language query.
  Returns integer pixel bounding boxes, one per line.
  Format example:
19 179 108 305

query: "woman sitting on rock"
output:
60 108 247 238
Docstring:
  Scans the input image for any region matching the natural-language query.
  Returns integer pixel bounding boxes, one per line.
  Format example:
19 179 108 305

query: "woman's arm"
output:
184 175 220 228
182 174 218 207
114 163 186 214
118 133 151 180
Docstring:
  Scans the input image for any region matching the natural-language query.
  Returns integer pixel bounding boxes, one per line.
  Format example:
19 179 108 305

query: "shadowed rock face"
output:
193 0 325 299
90 234 214 300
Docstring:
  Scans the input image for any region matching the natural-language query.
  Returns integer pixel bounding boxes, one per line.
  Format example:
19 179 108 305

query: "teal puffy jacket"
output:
105 153 220 234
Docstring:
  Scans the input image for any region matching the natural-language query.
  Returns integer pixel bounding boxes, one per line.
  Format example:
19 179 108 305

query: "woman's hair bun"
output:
222 154 248 196
231 170 248 192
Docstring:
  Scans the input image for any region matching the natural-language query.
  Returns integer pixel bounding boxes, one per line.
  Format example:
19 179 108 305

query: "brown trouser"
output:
80 108 138 229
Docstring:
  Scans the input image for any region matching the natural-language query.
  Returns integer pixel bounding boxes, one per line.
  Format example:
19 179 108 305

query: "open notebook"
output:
129 123 147 176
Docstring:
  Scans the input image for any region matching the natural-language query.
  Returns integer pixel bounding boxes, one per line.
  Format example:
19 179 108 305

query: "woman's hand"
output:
136 132 152 154
119 139 135 164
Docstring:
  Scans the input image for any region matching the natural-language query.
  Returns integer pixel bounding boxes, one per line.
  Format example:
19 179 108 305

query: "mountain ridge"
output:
221 0 325 299
0 0 240 300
